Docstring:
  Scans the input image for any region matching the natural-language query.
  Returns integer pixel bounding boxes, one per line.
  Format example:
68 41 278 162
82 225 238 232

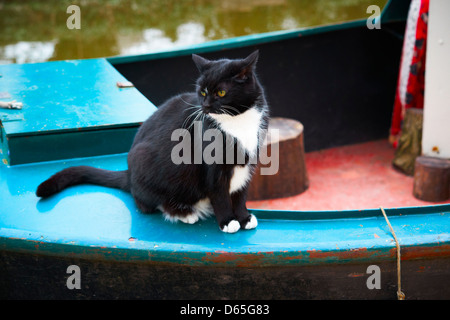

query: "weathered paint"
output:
4 0 450 300
0 59 156 164
0 0 447 271
397 244 450 260
1 148 449 267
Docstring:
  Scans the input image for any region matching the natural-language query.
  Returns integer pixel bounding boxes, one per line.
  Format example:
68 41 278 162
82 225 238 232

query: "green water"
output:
0 0 387 64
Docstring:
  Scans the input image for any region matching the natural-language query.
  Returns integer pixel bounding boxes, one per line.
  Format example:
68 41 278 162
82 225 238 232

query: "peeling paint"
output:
307 248 374 261
399 244 450 261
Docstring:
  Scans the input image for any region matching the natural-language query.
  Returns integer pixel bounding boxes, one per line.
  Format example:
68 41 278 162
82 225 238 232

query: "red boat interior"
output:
248 139 450 211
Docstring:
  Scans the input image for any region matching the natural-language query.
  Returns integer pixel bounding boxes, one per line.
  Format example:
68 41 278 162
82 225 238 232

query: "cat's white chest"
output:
209 107 263 194
229 165 251 194
209 107 263 157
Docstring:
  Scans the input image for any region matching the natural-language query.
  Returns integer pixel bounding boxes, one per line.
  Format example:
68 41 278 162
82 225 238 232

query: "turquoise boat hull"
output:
1 0 449 299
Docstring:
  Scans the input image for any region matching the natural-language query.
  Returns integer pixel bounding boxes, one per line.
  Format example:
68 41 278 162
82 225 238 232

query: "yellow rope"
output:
380 207 405 300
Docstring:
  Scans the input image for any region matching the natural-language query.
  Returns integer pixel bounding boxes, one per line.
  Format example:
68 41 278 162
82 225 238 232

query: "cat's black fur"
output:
36 51 269 233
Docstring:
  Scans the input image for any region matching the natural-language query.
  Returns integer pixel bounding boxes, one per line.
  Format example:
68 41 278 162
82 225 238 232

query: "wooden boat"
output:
1 0 449 300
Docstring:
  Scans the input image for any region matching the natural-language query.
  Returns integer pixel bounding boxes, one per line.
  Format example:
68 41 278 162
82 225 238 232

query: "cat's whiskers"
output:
192 109 205 128
184 106 202 111
221 105 240 115
183 108 208 141
220 107 234 117
181 108 200 130
180 110 203 145
239 104 254 110
200 112 207 126
180 96 201 108
180 107 207 141
179 95 203 133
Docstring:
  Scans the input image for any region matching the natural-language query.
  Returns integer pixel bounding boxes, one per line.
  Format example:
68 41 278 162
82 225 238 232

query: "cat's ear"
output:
234 50 259 83
192 54 211 73
243 50 259 68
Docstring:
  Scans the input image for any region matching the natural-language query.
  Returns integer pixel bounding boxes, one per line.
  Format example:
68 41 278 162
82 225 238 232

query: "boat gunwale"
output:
5 0 445 269
2 229 449 268
1 203 449 267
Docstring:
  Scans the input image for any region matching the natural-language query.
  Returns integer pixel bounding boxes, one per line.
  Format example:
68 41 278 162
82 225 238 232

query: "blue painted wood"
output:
1 0 446 270
0 59 157 164
0 58 156 135
1 152 449 266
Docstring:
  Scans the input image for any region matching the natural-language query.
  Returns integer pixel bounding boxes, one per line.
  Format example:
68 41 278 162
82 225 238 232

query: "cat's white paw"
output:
178 213 199 224
221 220 240 233
244 214 258 230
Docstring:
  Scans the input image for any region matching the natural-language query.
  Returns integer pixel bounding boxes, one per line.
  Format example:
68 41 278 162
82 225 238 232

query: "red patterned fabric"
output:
390 0 429 144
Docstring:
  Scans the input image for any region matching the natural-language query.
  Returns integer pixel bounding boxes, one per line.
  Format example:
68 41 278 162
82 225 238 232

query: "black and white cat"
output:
36 51 269 233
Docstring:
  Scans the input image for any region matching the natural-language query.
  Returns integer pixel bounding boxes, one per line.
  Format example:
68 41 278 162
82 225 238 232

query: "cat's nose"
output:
202 105 212 114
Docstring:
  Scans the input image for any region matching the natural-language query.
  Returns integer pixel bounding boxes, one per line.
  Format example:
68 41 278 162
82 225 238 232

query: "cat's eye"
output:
200 90 206 97
217 90 226 97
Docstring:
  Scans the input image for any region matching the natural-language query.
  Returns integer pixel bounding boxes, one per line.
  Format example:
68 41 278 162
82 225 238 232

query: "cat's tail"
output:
36 166 130 198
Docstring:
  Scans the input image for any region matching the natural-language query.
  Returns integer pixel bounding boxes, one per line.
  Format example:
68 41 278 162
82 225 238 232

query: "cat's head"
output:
192 51 262 116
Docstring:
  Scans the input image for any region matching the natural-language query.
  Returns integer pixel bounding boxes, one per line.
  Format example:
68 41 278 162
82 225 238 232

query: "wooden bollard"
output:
248 117 309 201
413 156 450 202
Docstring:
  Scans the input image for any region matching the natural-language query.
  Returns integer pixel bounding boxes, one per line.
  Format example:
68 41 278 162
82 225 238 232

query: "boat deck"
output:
1 139 449 267
248 139 450 211
0 56 449 272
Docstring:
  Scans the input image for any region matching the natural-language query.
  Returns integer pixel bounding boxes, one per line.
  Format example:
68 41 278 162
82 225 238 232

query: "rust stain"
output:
417 266 426 273
202 247 395 267
348 273 365 278
307 248 371 260
397 244 450 261
283 253 304 261
201 251 272 267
